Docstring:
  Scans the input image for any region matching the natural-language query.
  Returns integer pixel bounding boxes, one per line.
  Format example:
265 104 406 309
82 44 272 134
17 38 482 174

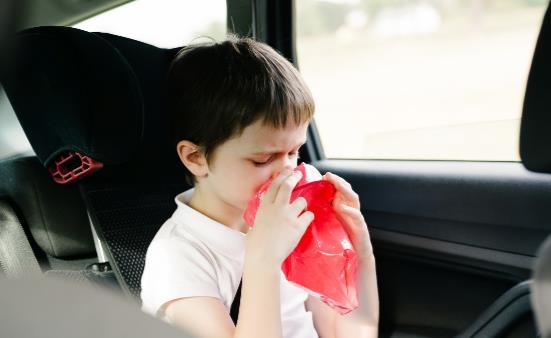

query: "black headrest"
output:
520 5 551 173
2 26 143 170
1 26 183 183
92 32 183 181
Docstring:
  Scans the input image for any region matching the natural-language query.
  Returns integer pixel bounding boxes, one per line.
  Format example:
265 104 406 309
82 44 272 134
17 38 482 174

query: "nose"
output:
282 157 297 173
283 152 297 169
272 157 296 178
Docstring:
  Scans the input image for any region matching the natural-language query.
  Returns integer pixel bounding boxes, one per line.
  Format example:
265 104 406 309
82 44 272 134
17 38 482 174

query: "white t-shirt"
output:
140 188 318 338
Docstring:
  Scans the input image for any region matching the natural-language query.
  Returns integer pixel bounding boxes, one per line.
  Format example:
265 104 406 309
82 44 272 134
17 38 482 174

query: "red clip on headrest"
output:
48 151 104 184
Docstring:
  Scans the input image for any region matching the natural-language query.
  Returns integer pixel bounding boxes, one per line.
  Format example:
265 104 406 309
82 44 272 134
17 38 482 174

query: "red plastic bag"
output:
243 163 359 314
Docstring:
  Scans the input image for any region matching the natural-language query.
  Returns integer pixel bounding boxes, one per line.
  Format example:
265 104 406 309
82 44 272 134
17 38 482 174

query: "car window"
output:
296 0 549 161
0 90 32 159
73 0 226 47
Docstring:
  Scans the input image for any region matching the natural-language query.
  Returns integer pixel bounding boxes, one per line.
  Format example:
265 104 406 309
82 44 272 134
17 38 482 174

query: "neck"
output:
187 185 249 234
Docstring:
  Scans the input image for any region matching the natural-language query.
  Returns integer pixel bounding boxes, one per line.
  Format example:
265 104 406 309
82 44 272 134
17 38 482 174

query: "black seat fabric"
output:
77 32 189 299
0 155 95 261
2 26 190 301
0 25 144 274
0 152 118 289
0 153 113 289
81 178 186 297
2 26 143 167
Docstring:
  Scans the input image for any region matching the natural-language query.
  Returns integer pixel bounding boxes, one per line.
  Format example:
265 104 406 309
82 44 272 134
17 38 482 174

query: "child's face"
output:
200 119 309 213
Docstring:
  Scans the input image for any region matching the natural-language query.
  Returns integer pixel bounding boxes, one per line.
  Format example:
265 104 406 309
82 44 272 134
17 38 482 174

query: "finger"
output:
296 210 315 231
333 205 368 244
289 196 308 216
326 172 360 208
327 172 351 188
336 204 367 227
274 170 303 205
327 172 353 191
327 172 354 191
263 169 293 203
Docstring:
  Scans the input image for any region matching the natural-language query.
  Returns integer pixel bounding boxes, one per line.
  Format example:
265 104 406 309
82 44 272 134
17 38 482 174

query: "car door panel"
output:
313 159 547 337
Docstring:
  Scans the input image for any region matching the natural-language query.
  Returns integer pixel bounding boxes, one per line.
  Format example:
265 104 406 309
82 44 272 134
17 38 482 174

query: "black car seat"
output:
1 25 186 295
0 114 112 286
1 26 244 322
0 154 120 290
520 2 551 337
0 26 149 291
0 155 95 276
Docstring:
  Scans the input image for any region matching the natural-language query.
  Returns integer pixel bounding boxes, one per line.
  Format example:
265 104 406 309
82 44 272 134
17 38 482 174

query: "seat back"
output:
2 26 190 301
78 32 189 299
0 154 97 272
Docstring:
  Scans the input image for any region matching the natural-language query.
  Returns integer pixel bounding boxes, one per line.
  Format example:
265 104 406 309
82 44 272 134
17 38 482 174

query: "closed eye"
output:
251 152 300 167
252 159 271 166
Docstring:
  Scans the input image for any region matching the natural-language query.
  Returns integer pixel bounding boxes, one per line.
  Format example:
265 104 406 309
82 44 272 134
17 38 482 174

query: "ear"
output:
176 140 209 178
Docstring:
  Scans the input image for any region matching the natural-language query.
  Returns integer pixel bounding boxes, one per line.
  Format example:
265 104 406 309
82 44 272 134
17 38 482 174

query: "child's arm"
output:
306 172 379 338
163 264 282 338
164 297 236 338
306 255 378 338
165 169 314 338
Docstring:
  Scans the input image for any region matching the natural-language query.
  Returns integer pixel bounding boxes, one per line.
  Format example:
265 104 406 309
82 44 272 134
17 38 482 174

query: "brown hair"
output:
167 35 315 185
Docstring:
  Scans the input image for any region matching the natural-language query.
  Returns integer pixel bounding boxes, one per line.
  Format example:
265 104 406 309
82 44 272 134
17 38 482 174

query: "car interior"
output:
1 0 551 338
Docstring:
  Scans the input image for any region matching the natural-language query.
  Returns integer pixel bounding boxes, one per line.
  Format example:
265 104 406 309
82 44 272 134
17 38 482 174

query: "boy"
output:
140 36 379 338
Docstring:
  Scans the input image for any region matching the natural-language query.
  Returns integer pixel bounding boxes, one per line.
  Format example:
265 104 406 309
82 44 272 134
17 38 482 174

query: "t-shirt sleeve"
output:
140 237 221 317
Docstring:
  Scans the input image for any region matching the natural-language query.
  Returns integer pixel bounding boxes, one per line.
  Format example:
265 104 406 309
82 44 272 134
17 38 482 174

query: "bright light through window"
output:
297 0 549 161
74 0 226 48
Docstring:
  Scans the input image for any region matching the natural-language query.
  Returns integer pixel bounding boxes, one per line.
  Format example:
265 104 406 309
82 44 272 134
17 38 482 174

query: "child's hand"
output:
245 169 315 269
323 172 374 259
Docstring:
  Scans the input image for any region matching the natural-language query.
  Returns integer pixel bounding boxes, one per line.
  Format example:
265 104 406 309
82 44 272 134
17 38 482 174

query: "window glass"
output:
74 0 226 47
296 0 549 161
0 90 33 159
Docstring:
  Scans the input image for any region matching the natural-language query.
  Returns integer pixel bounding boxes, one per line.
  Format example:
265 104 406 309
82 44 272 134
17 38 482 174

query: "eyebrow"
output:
250 139 307 156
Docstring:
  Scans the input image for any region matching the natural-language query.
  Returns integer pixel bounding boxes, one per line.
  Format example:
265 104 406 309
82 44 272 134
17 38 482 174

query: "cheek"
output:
248 168 271 190
242 166 274 197
222 164 270 202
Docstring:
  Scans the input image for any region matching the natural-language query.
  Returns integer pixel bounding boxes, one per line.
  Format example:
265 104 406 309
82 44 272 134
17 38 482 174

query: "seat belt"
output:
230 279 242 324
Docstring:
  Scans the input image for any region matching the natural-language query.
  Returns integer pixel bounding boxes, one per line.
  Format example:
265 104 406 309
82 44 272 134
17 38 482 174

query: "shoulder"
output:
141 235 222 317
147 210 212 258
145 235 216 276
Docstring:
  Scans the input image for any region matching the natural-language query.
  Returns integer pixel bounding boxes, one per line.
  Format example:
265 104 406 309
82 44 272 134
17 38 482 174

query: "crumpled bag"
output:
243 163 359 314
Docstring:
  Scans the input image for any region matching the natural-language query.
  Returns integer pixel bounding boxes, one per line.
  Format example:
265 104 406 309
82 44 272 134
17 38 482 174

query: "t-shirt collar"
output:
172 188 246 258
